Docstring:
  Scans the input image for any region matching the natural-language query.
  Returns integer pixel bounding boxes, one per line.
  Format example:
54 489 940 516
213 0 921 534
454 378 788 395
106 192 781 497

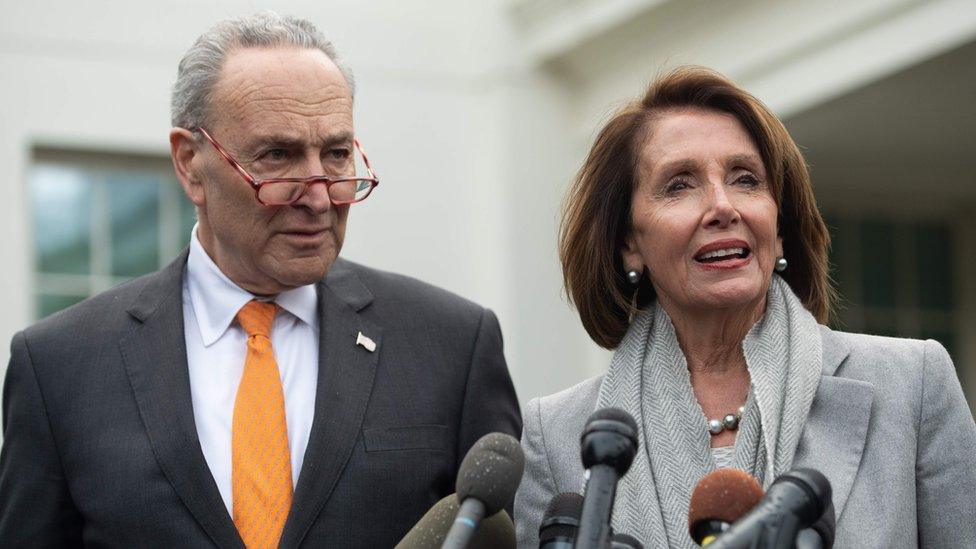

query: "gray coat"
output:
0 251 522 548
515 326 976 548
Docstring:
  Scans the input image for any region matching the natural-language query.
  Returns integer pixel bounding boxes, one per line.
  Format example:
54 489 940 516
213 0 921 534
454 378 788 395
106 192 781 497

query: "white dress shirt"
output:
182 226 319 515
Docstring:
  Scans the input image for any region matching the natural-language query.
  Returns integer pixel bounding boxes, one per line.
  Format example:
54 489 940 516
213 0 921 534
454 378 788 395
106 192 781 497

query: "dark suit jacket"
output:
0 252 522 548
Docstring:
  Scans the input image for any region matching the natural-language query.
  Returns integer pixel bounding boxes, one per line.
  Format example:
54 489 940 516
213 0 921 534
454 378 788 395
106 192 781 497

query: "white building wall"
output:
0 0 594 405
2 0 974 409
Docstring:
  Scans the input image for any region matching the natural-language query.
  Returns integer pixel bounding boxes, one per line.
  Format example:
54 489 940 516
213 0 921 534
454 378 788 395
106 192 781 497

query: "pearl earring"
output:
775 257 788 272
626 270 641 284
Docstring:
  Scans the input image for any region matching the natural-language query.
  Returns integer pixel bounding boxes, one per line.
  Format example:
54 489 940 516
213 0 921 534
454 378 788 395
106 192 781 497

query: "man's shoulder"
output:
22 267 170 345
330 258 488 320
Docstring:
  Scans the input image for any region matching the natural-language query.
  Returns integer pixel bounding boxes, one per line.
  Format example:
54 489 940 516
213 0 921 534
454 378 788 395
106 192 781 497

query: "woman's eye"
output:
664 179 690 194
736 174 760 187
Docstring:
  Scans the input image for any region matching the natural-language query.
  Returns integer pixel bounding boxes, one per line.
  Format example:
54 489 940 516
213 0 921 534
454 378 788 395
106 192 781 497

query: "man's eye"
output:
327 148 351 160
262 148 291 161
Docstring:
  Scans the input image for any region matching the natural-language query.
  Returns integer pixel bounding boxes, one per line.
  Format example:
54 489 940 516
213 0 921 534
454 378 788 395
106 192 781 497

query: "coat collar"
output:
184 228 319 346
121 252 380 548
279 257 381 548
793 326 874 521
120 249 245 549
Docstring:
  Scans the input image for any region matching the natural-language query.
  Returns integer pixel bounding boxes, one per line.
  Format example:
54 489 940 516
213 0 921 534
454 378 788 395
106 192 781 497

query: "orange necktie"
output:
232 300 293 548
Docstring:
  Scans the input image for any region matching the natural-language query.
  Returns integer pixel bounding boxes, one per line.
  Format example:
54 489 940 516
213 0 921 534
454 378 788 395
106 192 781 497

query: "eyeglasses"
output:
196 128 379 206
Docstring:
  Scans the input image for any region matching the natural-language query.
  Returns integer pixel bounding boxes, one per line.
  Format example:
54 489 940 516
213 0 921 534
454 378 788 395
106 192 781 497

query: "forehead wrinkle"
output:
211 58 352 136
214 93 353 150
223 91 352 122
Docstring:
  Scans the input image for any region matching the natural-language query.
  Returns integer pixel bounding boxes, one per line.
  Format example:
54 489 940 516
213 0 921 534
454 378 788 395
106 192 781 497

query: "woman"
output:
514 67 976 548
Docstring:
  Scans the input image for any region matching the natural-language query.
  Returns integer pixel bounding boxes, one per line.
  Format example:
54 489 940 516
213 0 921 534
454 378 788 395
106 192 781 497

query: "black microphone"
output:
708 468 832 549
442 433 525 549
610 532 644 549
538 492 583 549
575 408 639 549
796 500 835 549
394 493 515 548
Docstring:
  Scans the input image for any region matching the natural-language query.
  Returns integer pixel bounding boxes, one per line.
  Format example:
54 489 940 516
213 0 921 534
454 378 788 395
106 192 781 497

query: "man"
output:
0 12 520 548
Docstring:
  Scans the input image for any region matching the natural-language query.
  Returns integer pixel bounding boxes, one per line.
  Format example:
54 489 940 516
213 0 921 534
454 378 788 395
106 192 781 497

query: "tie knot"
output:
237 300 279 338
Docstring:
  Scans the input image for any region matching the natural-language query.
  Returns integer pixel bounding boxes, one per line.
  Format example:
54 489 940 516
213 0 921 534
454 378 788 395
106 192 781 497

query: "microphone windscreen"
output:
476 509 516 548
395 494 516 549
807 499 836 548
539 492 583 543
587 407 638 432
688 468 764 531
396 494 458 548
777 468 832 521
543 492 584 521
456 432 525 515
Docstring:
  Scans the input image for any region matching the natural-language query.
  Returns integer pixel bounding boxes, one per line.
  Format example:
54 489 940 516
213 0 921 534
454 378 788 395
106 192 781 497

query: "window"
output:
827 215 957 356
30 148 196 319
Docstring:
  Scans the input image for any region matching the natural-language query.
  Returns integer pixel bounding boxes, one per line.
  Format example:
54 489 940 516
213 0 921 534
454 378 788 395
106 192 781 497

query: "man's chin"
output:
266 256 335 288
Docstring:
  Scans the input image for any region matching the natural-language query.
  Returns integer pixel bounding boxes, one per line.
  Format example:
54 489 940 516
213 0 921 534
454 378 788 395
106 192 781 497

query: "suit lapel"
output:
793 327 874 520
280 260 381 549
119 250 244 549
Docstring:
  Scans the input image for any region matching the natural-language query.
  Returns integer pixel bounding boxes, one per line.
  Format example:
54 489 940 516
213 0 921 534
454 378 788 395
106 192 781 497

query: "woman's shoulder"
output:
537 375 604 408
520 376 603 495
523 375 603 451
826 327 942 354
527 375 604 428
820 326 955 398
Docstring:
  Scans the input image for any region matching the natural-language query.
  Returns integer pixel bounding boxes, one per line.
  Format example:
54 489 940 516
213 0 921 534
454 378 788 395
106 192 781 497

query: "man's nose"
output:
292 180 333 212
290 155 334 212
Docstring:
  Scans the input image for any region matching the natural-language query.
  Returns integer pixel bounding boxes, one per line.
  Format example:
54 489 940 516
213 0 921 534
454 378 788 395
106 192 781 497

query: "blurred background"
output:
1 0 974 413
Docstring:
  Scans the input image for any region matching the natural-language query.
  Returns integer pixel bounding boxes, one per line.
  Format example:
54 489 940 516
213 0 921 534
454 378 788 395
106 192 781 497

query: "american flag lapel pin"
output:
356 331 376 352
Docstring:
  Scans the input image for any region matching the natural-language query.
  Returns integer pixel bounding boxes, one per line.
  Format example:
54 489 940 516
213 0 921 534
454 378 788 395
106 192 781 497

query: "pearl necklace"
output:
707 406 746 435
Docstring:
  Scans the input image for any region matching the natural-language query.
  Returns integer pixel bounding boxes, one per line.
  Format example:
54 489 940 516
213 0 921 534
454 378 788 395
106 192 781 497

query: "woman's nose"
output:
702 183 740 228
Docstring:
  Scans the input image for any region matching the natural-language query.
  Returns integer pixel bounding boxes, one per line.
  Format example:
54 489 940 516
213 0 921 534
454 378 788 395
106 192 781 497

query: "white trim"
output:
30 154 186 319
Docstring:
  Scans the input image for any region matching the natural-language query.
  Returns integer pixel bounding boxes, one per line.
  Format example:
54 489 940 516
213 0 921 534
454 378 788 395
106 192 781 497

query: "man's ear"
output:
170 128 206 208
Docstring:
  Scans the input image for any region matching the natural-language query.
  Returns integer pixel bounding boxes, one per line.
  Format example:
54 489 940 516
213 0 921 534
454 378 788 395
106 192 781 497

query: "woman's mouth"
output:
694 247 750 263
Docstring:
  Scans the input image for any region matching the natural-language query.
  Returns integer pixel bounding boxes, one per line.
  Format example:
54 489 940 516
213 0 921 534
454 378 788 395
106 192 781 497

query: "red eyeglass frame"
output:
195 127 379 206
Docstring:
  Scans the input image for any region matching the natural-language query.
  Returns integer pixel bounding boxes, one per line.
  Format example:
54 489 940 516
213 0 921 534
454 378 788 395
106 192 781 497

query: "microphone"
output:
538 492 583 549
688 468 765 545
575 408 639 549
442 433 525 549
796 500 835 549
394 493 515 549
610 532 644 549
708 468 832 549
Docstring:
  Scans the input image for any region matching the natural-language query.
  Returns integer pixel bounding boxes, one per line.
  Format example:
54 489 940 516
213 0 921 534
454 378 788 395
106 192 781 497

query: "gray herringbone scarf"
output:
595 275 823 548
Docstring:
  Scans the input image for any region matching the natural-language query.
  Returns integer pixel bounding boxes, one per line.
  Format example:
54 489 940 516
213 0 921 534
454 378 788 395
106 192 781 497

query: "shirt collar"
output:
186 224 319 346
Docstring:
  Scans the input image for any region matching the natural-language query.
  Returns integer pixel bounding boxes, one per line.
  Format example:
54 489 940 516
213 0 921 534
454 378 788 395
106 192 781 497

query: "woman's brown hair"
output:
559 66 834 349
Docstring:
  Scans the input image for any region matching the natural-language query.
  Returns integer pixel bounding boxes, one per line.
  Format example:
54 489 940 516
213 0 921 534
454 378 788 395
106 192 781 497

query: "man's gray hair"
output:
171 11 355 129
